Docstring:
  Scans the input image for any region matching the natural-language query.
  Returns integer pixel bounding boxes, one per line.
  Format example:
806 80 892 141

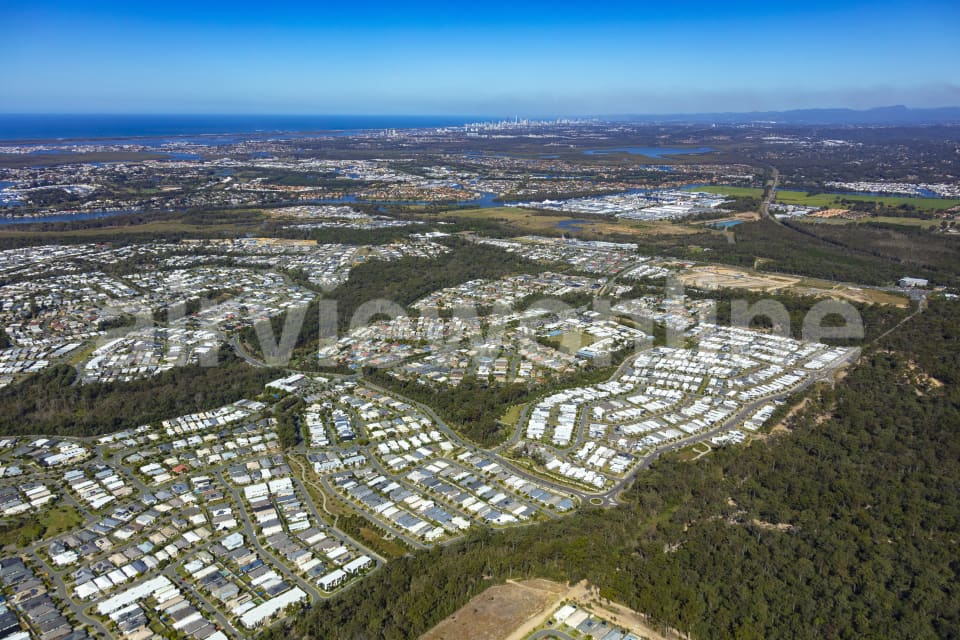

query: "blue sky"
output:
1 0 958 115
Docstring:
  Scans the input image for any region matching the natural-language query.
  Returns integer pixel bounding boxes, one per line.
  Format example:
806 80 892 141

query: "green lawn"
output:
775 190 960 211
688 186 762 198
500 403 526 427
867 216 943 227
690 185 960 212
0 504 84 548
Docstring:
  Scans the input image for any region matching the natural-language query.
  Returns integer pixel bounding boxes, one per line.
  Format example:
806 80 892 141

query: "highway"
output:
229 333 268 368
598 262 645 298
760 167 780 223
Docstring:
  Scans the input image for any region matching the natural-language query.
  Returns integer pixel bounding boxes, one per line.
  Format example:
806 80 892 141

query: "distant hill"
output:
609 105 960 125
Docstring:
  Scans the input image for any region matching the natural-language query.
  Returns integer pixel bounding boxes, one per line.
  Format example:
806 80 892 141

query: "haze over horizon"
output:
2 0 959 115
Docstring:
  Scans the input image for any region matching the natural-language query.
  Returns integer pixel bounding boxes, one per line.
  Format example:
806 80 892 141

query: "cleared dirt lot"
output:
679 265 799 292
680 265 909 307
420 578 566 640
421 579 677 640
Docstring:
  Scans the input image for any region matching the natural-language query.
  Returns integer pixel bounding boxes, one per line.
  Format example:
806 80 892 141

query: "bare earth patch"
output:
420 578 566 640
750 518 796 532
679 265 799 292
677 265 908 307
421 579 677 640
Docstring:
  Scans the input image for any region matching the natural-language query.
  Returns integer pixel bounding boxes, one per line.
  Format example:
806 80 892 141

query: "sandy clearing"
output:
421 578 683 640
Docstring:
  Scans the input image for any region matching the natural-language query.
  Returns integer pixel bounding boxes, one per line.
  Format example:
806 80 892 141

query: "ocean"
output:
0 114 484 142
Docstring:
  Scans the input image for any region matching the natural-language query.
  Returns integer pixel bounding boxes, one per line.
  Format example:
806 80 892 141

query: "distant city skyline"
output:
2 0 958 115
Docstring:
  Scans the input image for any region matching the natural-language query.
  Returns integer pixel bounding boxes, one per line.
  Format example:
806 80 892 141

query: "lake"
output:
709 220 743 229
556 219 591 231
583 146 713 158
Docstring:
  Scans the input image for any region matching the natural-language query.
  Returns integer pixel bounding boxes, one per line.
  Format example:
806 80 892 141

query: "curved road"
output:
760 167 780 223
529 630 575 640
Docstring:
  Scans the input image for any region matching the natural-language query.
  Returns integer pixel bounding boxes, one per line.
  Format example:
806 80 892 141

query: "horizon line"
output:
2 105 960 118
